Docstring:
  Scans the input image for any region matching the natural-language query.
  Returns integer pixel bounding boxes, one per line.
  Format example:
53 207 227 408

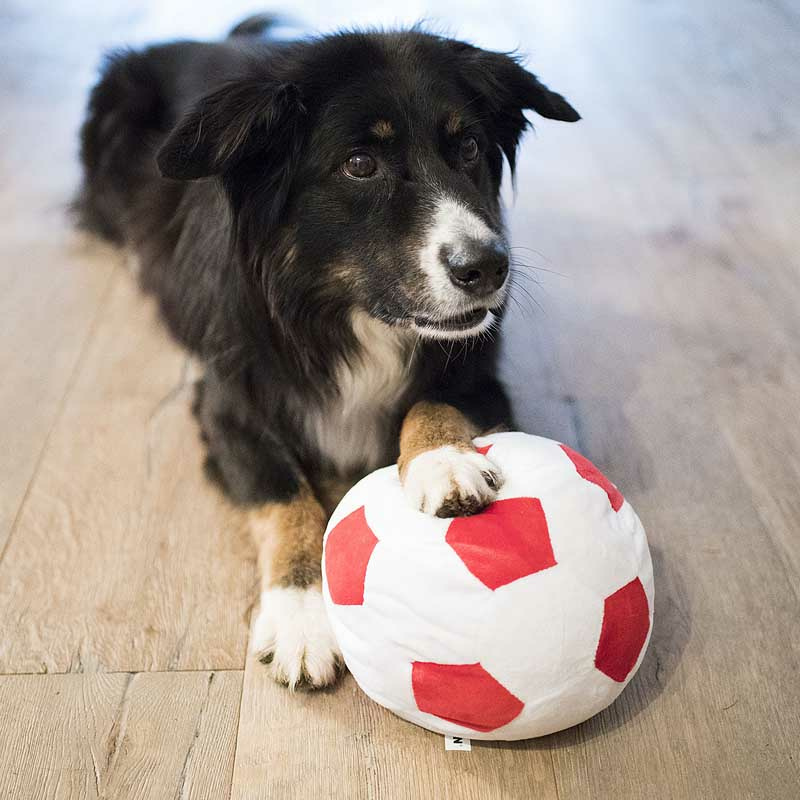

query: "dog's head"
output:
157 31 579 341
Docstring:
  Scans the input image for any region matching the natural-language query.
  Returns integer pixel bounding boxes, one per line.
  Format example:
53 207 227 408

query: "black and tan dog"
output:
77 15 579 688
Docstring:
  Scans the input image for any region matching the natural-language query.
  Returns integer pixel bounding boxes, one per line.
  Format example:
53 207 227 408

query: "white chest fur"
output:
305 312 415 475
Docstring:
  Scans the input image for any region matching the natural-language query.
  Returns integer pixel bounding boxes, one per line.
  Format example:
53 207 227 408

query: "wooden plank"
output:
715 350 800 581
231 664 558 800
0 274 254 673
0 232 114 556
0 670 242 800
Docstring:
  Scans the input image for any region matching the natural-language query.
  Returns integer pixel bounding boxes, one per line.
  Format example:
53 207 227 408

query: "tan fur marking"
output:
249 487 327 590
371 119 395 139
445 111 462 136
397 401 479 481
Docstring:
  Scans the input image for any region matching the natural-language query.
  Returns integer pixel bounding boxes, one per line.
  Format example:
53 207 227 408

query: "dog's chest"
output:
305 316 414 475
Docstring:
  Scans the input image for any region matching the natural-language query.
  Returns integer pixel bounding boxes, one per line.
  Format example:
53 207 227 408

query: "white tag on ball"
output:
444 735 472 751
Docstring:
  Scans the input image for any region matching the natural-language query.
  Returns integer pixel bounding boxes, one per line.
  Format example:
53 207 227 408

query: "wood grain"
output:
0 274 254 673
0 671 242 800
231 665 559 800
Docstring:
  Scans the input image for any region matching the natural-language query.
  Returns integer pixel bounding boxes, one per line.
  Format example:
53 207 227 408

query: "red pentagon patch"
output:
446 497 556 590
560 444 624 511
324 506 378 605
595 577 651 682
475 444 493 456
412 661 524 732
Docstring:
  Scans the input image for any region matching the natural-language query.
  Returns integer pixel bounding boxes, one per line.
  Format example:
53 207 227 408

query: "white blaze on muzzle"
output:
419 195 507 313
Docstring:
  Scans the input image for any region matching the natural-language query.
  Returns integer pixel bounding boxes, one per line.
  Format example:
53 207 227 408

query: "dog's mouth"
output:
408 307 496 340
413 307 488 332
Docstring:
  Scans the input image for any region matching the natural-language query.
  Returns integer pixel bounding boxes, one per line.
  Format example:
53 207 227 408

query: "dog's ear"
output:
156 79 304 180
451 44 580 173
452 44 580 122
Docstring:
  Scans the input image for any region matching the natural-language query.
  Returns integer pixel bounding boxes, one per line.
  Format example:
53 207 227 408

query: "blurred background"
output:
1 2 798 798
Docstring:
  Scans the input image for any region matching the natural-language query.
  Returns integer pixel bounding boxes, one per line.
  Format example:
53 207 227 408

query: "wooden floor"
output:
2 1 799 797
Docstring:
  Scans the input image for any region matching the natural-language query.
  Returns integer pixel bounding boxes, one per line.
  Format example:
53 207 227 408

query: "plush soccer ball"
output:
322 432 653 741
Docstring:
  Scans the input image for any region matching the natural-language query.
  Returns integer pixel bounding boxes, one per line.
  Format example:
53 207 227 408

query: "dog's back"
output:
76 21 272 243
76 27 279 354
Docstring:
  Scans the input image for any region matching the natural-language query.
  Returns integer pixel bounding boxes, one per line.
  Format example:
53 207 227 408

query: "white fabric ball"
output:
322 432 654 741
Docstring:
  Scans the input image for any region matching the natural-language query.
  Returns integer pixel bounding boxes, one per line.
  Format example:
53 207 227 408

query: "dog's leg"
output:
193 375 341 689
398 400 503 517
248 487 342 689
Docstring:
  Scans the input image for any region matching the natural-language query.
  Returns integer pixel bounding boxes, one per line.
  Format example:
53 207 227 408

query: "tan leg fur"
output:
397 401 502 517
248 486 342 689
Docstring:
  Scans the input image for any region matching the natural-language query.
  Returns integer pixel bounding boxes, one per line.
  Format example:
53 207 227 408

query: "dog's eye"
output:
460 136 479 164
343 152 377 179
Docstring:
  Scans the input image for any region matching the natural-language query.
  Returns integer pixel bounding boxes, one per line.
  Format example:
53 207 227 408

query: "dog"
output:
76 15 579 689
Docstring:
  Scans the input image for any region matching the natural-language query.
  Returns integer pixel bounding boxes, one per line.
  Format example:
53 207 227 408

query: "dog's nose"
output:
441 241 509 296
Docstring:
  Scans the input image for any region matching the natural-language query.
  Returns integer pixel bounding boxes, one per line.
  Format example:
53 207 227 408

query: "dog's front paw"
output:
402 445 502 517
251 586 343 689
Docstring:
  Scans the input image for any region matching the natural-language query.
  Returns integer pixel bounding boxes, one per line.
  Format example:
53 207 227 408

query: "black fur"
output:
76 21 579 508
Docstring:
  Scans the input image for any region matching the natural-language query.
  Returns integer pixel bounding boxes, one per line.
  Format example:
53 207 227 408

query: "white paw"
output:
251 586 343 689
403 445 503 517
